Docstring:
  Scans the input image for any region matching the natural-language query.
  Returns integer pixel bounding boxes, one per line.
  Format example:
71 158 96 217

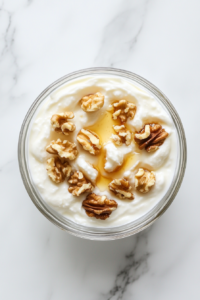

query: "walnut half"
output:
46 156 72 183
135 168 156 193
134 123 169 152
68 171 94 196
51 112 76 135
80 92 104 112
112 100 136 122
109 178 134 200
82 193 118 220
111 125 132 146
46 139 78 160
77 129 101 155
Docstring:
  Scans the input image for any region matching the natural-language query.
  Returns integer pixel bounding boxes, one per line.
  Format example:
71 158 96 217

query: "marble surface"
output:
0 0 198 299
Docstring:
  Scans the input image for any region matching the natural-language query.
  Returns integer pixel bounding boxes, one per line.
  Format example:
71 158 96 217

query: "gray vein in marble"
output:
0 2 21 95
0 159 16 173
101 232 149 300
0 9 19 84
95 0 149 67
0 2 24 118
0 7 11 55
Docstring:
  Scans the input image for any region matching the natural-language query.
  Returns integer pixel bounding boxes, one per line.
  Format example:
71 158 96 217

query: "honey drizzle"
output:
86 111 136 192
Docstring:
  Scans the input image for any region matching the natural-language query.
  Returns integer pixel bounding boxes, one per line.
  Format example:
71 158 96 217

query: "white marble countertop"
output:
0 0 198 299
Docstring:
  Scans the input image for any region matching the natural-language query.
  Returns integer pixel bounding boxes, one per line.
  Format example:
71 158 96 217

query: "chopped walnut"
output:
82 193 118 220
77 129 101 155
134 123 169 152
111 125 132 146
112 100 136 122
135 125 151 140
80 92 104 112
135 168 156 193
46 139 78 160
68 171 94 196
51 112 76 135
109 178 134 200
46 156 72 183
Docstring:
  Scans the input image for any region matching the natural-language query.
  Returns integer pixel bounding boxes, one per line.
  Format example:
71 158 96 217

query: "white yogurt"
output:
76 155 98 184
28 76 177 227
104 142 134 172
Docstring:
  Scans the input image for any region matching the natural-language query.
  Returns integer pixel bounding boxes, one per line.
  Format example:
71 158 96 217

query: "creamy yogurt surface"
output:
28 75 177 227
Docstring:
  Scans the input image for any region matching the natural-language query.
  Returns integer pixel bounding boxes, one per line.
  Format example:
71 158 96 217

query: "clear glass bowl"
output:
18 68 187 240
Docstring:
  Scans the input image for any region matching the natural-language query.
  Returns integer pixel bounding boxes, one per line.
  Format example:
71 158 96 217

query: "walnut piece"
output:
46 139 78 160
51 112 76 135
77 129 101 155
112 100 136 122
109 178 134 200
46 156 72 183
80 92 104 112
111 125 132 146
68 171 94 196
135 168 156 193
134 123 169 152
135 125 150 140
82 193 118 220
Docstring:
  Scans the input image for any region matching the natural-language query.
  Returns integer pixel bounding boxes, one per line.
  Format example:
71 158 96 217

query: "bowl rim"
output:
18 67 187 240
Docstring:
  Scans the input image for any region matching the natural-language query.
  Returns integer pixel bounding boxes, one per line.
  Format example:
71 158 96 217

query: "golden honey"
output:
87 111 136 191
87 111 120 144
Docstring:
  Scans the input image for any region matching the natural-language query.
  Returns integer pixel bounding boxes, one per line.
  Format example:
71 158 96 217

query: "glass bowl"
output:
18 68 187 240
